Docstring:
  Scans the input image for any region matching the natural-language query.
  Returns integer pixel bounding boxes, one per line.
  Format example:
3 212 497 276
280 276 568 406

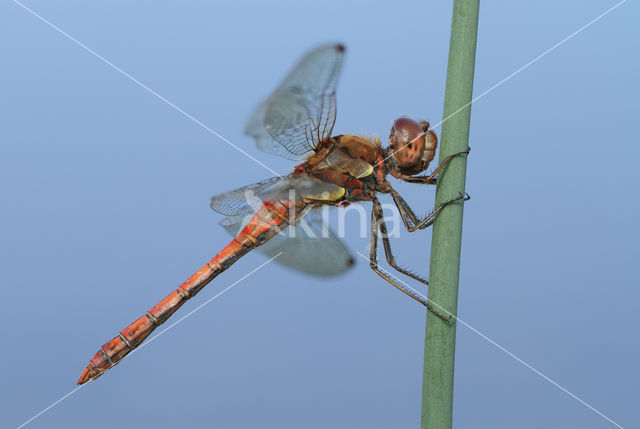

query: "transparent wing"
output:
220 210 354 276
245 44 345 160
245 101 303 160
210 174 345 216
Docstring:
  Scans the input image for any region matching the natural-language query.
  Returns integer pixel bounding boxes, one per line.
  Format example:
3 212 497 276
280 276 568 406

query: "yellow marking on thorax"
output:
304 186 346 201
316 149 374 179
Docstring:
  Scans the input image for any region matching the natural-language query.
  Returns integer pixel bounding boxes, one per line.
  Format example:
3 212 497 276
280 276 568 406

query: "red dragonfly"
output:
78 44 468 385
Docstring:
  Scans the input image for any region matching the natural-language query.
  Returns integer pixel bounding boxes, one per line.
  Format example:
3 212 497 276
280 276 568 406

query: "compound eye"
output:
389 118 426 167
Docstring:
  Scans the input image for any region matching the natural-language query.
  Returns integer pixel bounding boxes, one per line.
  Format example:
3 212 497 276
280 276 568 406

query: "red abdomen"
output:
77 201 302 384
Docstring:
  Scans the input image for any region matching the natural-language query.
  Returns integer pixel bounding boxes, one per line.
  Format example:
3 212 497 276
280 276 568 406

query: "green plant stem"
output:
420 1 479 428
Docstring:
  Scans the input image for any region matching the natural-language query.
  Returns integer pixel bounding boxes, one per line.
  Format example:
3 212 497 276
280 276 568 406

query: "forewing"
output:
220 210 354 276
245 44 345 159
245 100 302 160
210 174 345 216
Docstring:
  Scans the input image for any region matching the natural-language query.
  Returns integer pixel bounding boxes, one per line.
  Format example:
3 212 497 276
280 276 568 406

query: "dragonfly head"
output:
388 118 437 176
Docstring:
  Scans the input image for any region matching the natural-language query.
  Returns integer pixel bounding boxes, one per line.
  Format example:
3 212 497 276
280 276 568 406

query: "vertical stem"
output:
420 1 479 428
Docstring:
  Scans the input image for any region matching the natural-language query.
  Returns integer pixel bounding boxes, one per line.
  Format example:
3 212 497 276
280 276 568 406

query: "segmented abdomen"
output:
77 201 303 384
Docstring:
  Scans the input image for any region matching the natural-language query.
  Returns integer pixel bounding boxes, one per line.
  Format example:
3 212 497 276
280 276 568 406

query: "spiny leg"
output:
389 188 422 231
368 199 451 322
399 147 471 184
372 198 429 286
391 188 469 232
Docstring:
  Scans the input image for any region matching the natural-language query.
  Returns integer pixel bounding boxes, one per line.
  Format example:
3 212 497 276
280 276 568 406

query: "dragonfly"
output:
77 43 468 385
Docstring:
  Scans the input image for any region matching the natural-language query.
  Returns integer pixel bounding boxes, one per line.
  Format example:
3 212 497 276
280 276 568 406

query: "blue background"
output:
1 1 638 428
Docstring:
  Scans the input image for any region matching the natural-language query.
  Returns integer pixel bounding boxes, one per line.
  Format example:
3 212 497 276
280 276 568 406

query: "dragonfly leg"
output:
368 199 451 323
391 189 470 233
372 198 429 286
398 147 470 184
389 188 423 231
